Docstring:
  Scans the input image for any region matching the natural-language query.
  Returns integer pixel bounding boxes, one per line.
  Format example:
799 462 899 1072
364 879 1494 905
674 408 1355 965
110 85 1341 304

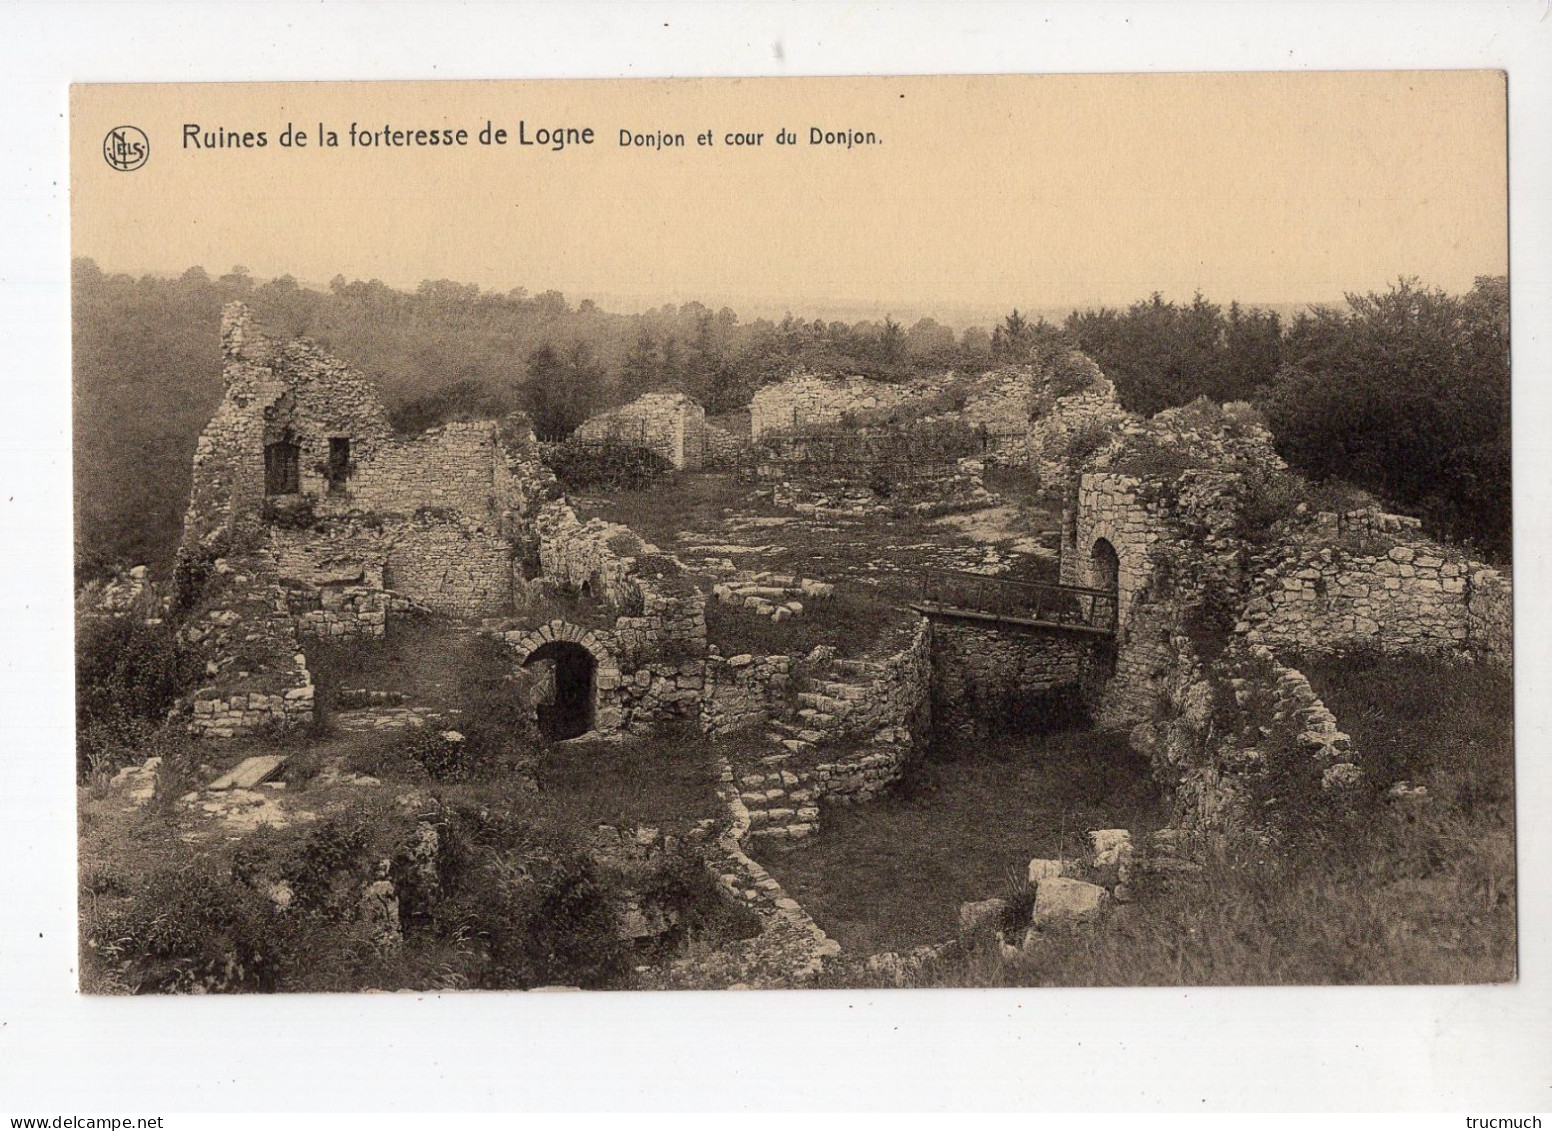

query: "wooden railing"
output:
916 568 1118 634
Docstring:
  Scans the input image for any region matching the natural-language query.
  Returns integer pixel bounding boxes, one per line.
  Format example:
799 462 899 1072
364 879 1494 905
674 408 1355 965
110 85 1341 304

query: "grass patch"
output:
532 723 721 829
574 472 787 550
705 586 914 661
765 729 1161 954
306 612 479 713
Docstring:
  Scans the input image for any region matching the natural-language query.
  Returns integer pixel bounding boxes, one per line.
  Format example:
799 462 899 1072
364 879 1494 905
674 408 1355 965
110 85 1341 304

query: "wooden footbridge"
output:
911 568 1118 635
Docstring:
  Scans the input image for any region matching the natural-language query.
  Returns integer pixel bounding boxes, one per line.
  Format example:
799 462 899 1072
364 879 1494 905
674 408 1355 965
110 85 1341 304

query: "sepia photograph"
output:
70 72 1513 997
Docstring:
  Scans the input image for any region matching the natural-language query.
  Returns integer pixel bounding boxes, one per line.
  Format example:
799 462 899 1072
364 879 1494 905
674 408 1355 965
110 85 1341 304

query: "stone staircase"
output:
733 762 822 846
768 659 881 754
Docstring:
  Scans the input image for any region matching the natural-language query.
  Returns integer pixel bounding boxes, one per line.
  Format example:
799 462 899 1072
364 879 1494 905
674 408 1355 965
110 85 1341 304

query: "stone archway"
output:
1090 537 1120 593
1089 537 1121 635
525 640 595 740
505 621 621 738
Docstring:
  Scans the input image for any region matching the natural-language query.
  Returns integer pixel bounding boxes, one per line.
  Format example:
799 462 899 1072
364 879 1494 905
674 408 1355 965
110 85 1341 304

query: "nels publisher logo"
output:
103 125 149 172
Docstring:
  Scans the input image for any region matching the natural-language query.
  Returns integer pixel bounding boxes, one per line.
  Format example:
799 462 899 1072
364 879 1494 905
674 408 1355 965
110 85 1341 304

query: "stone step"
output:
830 658 882 677
209 754 287 791
796 708 838 727
812 680 870 701
797 692 852 715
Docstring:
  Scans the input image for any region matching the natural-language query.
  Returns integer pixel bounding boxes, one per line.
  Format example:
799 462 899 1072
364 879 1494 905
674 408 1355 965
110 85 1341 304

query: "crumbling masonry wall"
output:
575 392 707 470
516 499 711 734
174 305 560 736
1240 509 1511 662
927 618 1105 738
750 373 926 439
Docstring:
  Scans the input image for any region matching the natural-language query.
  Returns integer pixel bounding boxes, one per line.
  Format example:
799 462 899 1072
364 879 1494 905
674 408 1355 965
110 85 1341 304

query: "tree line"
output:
71 259 1510 579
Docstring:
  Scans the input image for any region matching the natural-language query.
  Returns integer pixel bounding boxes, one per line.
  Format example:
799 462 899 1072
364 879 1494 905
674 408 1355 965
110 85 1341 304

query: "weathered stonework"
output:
701 652 794 737
173 304 562 736
926 618 1107 738
575 392 707 470
1028 372 1128 492
702 421 747 469
1041 393 1512 843
1240 511 1511 662
750 373 928 439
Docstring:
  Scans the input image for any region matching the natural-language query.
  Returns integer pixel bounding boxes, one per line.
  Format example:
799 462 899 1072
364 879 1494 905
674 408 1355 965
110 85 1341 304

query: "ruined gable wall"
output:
180 309 295 556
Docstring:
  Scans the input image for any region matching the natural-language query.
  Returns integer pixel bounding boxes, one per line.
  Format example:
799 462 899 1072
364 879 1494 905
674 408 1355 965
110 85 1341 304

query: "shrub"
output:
427 807 631 990
543 438 672 492
1050 418 1115 468
636 843 762 950
76 616 198 780
96 862 285 994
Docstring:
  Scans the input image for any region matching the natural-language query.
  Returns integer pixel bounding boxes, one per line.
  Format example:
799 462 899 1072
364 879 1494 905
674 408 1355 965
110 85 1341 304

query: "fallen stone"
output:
958 897 1007 934
209 755 287 791
1033 877 1110 923
1027 858 1069 883
1089 828 1133 867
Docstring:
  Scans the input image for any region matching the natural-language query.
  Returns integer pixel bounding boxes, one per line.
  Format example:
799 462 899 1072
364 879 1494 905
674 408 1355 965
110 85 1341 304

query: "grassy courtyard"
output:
765 728 1163 954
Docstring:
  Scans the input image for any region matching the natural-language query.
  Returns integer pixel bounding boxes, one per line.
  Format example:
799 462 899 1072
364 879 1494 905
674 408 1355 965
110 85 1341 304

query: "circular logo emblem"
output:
103 126 149 172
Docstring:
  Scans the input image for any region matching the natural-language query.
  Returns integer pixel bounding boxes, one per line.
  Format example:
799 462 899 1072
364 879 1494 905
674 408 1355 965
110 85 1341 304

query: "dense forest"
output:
71 259 1510 580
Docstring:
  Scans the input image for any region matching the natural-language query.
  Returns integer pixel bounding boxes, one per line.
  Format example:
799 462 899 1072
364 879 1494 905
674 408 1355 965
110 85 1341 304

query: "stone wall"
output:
533 501 646 610
702 421 746 469
702 652 794 736
174 306 565 738
270 515 514 623
954 368 1036 435
574 392 707 470
496 503 711 736
1029 375 1128 491
384 522 513 618
750 373 927 439
1061 472 1169 627
1240 511 1512 662
289 586 392 640
927 617 1103 738
178 551 317 737
325 422 505 522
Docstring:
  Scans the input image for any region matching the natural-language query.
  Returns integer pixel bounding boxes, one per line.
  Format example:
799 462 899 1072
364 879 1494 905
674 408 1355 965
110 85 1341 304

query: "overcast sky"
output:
72 72 1507 320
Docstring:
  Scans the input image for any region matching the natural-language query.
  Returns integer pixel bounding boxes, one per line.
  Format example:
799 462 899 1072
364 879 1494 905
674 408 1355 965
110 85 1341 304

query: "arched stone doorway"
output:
1090 537 1120 590
1089 537 1121 632
505 621 620 740
525 641 595 740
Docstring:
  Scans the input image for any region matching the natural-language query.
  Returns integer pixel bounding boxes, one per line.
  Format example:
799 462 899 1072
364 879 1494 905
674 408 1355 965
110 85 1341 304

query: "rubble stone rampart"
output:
926 618 1101 738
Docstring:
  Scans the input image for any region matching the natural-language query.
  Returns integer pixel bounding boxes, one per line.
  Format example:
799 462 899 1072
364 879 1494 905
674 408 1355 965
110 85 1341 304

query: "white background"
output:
1 0 1549 1114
